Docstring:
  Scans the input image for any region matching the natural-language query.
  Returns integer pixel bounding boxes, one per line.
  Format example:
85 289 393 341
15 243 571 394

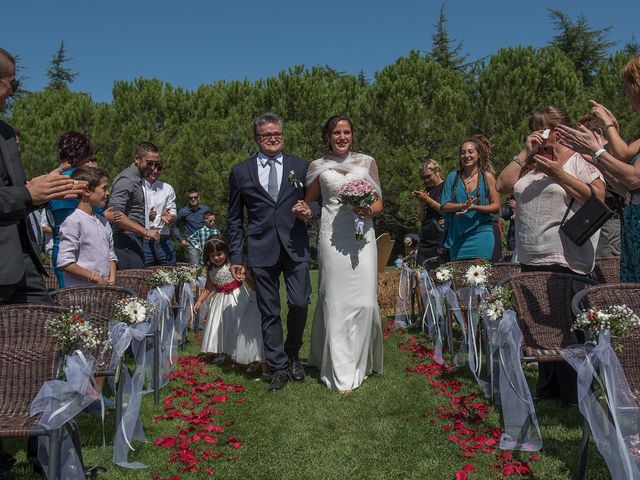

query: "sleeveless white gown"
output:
308 153 384 391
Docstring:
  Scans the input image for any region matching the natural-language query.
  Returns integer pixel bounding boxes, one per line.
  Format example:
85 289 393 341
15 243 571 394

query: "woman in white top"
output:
496 105 605 405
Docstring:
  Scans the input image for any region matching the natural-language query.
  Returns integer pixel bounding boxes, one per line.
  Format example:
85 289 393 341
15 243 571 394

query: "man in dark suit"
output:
0 47 86 479
227 112 315 391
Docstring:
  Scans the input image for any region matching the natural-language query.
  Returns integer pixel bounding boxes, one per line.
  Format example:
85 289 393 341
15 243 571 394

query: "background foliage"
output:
3 10 639 245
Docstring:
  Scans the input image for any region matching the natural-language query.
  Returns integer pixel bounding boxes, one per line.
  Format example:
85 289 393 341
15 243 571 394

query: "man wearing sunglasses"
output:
142 157 177 266
108 142 161 269
172 188 211 264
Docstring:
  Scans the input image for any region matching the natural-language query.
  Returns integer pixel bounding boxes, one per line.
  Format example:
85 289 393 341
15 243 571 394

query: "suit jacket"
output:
227 152 312 268
0 119 44 285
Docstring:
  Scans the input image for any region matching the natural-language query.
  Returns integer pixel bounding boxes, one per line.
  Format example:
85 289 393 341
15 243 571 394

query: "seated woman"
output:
496 105 606 404
440 135 501 261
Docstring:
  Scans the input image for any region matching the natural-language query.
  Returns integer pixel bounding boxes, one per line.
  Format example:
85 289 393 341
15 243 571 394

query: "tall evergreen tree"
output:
624 35 640 57
428 3 468 71
548 9 615 85
46 40 78 90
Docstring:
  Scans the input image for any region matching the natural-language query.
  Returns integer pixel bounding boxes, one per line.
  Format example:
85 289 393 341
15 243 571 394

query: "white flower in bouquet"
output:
115 297 153 325
337 179 377 240
573 304 640 340
175 266 196 284
479 286 514 322
146 268 177 287
464 264 490 287
434 266 453 284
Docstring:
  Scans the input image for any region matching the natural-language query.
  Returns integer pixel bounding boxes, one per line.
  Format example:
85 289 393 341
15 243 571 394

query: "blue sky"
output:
3 0 638 103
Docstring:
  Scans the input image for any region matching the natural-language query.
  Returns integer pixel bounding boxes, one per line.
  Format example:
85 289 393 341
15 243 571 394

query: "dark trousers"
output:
0 253 53 305
250 252 311 374
114 232 145 270
144 236 176 267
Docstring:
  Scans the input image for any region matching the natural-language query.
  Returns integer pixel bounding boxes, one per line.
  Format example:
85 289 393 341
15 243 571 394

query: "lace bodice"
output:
208 263 235 287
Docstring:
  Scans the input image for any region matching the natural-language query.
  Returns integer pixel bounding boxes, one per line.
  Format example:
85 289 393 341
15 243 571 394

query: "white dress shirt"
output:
257 152 284 197
143 179 177 235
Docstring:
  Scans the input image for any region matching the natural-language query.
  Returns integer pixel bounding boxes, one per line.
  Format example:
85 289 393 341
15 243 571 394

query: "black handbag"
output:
559 184 613 246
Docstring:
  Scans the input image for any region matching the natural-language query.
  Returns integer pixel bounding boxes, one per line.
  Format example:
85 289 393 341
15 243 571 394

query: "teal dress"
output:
621 151 640 282
440 170 495 260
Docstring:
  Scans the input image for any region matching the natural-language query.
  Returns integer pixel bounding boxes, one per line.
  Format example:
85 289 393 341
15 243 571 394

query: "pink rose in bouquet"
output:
337 179 376 240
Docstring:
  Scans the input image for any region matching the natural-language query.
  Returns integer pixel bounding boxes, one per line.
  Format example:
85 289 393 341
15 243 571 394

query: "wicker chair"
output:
593 256 621 284
0 304 73 479
500 272 596 363
115 269 153 299
570 283 640 480
42 265 59 292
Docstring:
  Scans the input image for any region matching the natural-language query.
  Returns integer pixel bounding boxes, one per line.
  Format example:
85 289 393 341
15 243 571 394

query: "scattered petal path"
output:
151 354 246 479
394 324 540 479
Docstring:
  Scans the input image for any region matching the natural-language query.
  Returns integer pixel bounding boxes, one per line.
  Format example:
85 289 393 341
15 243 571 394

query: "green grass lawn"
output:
6 270 613 479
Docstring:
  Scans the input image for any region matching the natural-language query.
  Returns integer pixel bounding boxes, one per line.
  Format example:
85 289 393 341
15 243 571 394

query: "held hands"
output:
230 264 246 282
292 200 312 221
144 228 161 241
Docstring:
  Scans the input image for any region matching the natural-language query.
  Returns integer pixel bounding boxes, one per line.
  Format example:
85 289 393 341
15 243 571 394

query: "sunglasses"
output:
188 196 199 200
146 162 163 171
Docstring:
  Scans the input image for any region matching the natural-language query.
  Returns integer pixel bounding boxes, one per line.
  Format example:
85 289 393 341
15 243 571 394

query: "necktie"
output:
266 158 278 201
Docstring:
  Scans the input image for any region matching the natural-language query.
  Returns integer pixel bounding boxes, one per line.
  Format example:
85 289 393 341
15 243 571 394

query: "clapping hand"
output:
26 166 88 205
555 124 602 158
149 207 157 222
456 196 478 215
411 189 430 203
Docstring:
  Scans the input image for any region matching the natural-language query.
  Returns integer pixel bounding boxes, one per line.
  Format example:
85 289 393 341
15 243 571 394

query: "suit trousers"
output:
144 236 176 266
114 232 145 270
251 252 311 374
0 253 53 305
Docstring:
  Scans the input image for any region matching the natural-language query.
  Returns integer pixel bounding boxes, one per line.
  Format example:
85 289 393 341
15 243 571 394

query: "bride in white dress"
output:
303 115 384 393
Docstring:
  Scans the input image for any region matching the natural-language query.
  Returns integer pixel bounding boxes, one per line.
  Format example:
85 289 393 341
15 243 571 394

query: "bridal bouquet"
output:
113 297 154 325
572 304 640 340
478 285 514 321
337 179 377 240
46 306 102 355
146 268 178 287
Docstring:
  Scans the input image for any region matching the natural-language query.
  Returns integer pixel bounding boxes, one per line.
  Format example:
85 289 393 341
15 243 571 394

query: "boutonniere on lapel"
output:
288 170 304 189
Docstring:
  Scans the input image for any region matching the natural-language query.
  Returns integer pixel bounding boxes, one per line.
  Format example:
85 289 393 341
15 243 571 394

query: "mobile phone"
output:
538 144 554 161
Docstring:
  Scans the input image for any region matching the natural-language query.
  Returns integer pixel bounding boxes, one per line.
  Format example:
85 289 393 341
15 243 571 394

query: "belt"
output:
626 191 640 205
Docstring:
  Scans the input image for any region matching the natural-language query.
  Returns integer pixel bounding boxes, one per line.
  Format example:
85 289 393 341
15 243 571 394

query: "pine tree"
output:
547 9 615 85
46 40 78 90
624 35 640 57
428 3 468 71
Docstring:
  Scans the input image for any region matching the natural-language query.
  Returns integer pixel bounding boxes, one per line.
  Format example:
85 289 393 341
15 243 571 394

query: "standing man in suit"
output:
0 48 86 478
227 113 315 391
0 48 84 305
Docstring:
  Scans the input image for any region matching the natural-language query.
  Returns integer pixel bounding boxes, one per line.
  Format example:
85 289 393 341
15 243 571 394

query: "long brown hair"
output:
458 135 494 174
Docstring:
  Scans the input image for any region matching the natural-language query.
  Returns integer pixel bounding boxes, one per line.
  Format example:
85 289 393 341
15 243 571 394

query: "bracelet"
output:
592 148 606 165
512 156 526 168
603 123 617 134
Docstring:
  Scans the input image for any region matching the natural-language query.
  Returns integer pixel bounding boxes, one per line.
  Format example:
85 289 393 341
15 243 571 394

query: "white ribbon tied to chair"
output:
460 285 489 395
175 281 195 343
495 310 543 451
108 321 151 468
418 272 446 365
394 265 413 326
147 284 177 389
440 281 468 367
561 333 640 479
30 351 100 479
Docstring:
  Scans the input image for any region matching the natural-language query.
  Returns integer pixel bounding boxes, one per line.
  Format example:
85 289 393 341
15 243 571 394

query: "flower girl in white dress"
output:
194 237 265 368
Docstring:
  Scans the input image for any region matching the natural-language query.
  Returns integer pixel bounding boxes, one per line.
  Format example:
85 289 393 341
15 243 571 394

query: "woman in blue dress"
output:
46 132 99 287
440 135 501 260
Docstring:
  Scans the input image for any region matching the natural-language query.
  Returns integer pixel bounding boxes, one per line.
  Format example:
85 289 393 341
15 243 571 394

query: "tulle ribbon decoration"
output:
459 286 490 396
562 333 640 479
147 285 177 390
30 350 101 479
108 321 151 468
493 310 543 452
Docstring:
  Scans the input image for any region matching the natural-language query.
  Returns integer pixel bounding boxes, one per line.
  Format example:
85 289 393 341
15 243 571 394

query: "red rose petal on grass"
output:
203 425 225 433
155 436 176 448
530 455 541 462
205 468 216 475
454 471 469 480
463 464 476 472
235 397 246 404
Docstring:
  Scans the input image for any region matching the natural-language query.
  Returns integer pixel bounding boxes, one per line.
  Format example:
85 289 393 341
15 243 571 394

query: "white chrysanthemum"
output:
131 303 147 323
435 267 452 283
465 265 487 286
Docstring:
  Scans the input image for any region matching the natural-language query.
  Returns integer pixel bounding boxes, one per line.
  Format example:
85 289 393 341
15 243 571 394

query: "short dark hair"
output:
202 236 229 269
203 210 215 217
134 142 159 160
188 188 199 195
57 131 93 163
0 48 16 79
253 113 284 136
71 167 109 191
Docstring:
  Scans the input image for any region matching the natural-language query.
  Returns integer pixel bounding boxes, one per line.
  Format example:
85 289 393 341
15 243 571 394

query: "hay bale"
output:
377 269 401 317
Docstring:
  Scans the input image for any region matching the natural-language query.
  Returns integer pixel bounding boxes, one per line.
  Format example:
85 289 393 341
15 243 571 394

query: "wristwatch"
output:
592 148 606 164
